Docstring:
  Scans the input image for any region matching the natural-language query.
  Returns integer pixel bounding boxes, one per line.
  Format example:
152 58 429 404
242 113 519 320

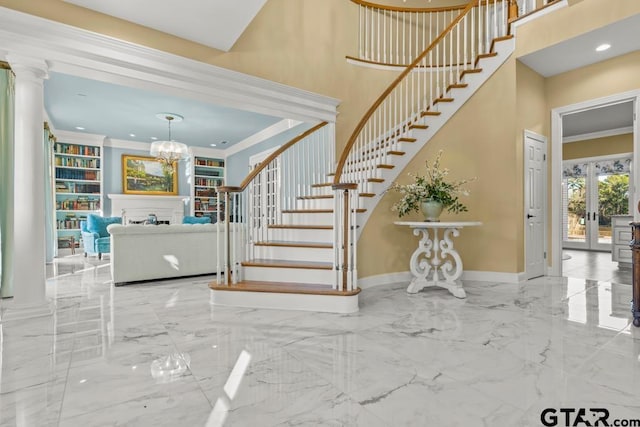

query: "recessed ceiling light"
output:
75 126 85 130
596 43 611 52
129 133 136 137
210 143 217 147
150 136 158 140
77 93 87 97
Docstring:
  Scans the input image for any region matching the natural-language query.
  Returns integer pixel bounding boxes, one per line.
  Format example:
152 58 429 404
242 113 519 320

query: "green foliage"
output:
567 174 629 220
598 174 629 217
389 150 476 217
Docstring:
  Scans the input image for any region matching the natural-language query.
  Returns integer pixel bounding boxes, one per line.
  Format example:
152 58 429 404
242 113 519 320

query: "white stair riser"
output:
282 212 333 225
254 245 333 262
269 228 333 243
244 266 335 284
296 198 334 210
211 290 358 314
312 186 333 196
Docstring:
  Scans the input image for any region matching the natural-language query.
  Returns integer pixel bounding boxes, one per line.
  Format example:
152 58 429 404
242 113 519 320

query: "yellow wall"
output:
563 134 633 160
546 51 640 110
359 57 519 276
516 60 547 271
3 0 640 276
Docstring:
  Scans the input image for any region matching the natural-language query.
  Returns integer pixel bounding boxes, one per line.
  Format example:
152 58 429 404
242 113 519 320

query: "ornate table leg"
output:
439 227 466 298
406 227 466 298
630 222 640 327
407 228 433 294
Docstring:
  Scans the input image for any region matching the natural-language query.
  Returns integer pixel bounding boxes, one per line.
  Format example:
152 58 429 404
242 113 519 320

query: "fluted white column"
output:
3 55 50 318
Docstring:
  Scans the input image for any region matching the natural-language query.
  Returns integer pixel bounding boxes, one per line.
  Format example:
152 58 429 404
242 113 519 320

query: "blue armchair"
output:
182 215 211 224
81 214 121 259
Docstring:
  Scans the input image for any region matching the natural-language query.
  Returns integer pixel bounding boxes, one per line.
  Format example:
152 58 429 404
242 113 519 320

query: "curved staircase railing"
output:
349 0 467 67
334 0 509 190
330 0 511 294
216 122 340 286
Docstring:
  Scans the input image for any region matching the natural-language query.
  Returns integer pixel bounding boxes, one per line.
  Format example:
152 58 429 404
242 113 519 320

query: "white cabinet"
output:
611 215 633 267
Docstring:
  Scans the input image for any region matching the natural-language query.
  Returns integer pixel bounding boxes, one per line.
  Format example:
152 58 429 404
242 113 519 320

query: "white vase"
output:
421 200 443 222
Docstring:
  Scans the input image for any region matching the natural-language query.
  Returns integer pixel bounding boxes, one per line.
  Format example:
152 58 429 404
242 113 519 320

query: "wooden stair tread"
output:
241 259 333 270
311 183 333 188
421 111 441 117
255 240 332 249
269 224 333 230
434 97 454 103
447 83 468 90
210 280 360 296
409 124 428 129
298 195 333 200
398 137 416 142
461 68 482 78
367 178 385 183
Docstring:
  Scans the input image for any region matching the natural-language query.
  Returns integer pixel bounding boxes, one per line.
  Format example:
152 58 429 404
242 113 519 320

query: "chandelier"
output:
150 113 189 165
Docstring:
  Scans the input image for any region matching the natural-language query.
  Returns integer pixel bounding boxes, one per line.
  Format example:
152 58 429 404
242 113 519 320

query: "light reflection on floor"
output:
0 254 639 426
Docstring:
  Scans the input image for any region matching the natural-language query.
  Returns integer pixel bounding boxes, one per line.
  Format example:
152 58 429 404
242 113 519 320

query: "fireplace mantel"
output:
108 194 189 224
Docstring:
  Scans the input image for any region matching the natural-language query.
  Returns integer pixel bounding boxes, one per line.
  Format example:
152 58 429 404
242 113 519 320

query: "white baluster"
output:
402 11 406 64
359 5 363 59
375 8 379 62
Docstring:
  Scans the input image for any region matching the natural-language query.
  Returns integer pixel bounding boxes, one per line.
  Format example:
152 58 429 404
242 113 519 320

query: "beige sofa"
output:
108 224 222 285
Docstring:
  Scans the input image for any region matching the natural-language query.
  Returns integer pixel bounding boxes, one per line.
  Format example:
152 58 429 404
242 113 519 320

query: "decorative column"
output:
3 54 51 319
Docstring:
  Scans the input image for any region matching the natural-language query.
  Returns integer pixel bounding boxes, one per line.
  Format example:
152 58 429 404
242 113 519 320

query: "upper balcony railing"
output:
349 0 467 67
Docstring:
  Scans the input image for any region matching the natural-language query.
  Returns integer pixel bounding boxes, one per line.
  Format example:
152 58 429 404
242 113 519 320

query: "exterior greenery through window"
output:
567 174 629 233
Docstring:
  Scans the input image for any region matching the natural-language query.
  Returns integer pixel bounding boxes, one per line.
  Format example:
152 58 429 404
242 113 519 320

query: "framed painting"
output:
122 155 178 195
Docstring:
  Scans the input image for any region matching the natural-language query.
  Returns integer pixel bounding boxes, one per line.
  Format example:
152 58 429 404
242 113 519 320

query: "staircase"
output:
210 0 515 313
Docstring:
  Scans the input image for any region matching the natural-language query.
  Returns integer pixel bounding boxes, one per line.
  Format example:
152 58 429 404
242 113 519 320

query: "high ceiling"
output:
44 72 284 149
43 2 639 149
61 0 268 51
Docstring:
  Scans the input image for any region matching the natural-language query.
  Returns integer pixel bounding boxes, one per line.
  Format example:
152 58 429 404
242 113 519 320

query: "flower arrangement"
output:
389 150 476 218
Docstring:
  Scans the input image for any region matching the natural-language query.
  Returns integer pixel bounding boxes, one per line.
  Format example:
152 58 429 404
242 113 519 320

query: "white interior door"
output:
524 131 547 280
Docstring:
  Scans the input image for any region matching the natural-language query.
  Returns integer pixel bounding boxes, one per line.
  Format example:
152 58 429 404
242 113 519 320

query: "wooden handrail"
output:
236 121 328 191
334 0 478 185
351 0 467 13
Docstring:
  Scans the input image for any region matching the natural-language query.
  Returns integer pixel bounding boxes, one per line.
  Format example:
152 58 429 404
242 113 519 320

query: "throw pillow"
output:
87 214 122 237
183 216 211 224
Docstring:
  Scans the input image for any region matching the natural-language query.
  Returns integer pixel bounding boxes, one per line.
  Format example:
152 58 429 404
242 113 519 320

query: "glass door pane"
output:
595 172 629 247
565 176 587 246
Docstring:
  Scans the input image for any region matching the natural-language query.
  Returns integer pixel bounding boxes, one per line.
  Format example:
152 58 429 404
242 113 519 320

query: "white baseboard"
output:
358 271 413 289
357 270 527 288
462 270 527 283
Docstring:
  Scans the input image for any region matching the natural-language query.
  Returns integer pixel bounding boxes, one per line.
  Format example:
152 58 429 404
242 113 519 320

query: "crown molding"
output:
563 126 633 144
55 129 105 146
189 146 226 158
104 138 151 151
0 7 340 123
225 119 304 157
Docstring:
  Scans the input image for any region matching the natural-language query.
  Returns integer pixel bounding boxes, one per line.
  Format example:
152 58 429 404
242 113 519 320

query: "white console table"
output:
395 221 482 298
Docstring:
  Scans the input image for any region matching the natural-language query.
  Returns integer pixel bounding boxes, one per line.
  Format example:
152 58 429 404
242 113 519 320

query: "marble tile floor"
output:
563 249 632 285
1 254 640 426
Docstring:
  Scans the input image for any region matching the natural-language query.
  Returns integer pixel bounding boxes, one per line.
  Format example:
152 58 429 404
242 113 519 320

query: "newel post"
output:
216 186 242 286
508 0 519 21
332 183 359 292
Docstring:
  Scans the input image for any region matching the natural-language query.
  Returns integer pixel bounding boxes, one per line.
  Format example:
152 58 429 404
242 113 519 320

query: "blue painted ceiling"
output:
44 72 283 149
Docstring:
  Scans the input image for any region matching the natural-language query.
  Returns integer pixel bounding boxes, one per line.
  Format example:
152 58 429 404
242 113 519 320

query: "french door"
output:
563 155 632 251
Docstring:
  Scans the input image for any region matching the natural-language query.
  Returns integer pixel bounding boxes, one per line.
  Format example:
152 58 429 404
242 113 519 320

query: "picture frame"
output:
122 154 178 195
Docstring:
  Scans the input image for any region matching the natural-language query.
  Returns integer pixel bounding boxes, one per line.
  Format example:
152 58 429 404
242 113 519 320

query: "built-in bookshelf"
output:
54 141 103 250
191 156 224 222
